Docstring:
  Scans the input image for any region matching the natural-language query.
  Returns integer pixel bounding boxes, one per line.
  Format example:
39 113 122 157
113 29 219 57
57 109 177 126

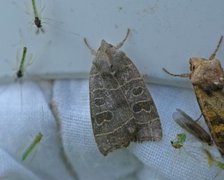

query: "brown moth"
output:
84 29 162 156
163 36 224 155
173 108 213 145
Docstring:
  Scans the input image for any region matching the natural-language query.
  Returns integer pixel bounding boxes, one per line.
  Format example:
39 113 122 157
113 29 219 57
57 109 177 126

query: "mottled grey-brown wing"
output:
89 50 162 156
193 85 224 155
113 51 162 142
89 64 138 156
173 108 213 145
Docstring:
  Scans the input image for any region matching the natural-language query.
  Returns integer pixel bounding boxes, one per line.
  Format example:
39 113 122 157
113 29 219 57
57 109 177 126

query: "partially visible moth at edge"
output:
84 29 163 156
163 36 224 156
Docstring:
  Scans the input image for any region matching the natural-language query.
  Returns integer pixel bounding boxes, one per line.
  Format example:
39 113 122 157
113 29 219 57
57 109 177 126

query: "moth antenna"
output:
162 68 190 78
115 28 130 49
84 38 96 55
209 36 223 60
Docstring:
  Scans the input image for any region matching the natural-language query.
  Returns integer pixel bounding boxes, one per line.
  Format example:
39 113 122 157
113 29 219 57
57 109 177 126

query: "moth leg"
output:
115 28 130 49
84 38 96 55
194 113 203 122
35 28 40 35
16 49 20 70
40 27 45 33
209 36 223 60
162 68 190 78
27 54 33 66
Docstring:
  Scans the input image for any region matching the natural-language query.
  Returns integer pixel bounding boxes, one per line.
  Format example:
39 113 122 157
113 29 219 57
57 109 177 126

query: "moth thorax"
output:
190 58 224 90
94 54 114 74
100 40 113 50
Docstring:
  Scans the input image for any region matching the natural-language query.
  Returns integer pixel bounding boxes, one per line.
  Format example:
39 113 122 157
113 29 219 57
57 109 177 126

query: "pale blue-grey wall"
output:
0 0 223 87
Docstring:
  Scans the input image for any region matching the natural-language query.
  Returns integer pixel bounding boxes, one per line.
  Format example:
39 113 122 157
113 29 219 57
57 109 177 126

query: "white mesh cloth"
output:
0 80 223 180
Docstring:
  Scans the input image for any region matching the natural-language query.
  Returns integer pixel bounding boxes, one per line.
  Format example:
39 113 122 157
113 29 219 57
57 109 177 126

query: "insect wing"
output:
173 108 212 145
194 85 224 155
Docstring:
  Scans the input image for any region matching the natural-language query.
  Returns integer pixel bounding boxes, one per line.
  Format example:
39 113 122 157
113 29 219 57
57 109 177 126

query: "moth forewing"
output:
86 29 162 156
194 86 224 155
173 109 213 146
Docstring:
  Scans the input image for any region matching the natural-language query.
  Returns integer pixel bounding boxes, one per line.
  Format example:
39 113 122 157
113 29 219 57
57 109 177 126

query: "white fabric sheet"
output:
0 80 223 180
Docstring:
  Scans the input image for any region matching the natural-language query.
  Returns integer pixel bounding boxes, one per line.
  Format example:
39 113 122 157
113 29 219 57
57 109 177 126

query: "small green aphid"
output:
31 0 44 33
16 47 27 79
171 133 186 149
22 132 43 161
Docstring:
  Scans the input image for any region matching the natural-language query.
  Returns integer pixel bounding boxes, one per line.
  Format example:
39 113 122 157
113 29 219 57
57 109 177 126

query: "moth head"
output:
99 40 114 51
189 57 224 90
94 40 117 74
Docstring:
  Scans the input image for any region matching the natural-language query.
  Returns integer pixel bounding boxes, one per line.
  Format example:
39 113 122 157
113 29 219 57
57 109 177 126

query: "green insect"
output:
22 132 43 161
16 47 27 79
31 0 44 33
171 133 186 149
15 46 33 80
